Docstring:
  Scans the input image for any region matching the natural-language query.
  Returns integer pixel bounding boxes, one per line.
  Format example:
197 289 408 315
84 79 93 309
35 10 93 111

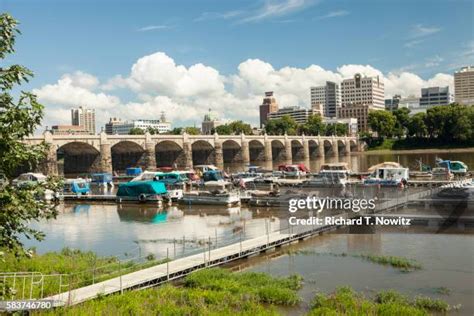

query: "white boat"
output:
302 170 348 187
431 167 454 181
180 191 241 206
364 163 409 187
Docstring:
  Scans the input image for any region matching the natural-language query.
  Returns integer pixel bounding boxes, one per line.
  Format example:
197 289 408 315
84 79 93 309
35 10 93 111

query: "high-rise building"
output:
105 117 124 135
337 73 385 132
267 106 316 124
310 81 341 117
454 66 474 105
259 91 279 128
50 125 89 135
106 118 171 135
71 106 96 134
419 86 454 107
201 109 223 135
398 95 422 115
385 95 402 111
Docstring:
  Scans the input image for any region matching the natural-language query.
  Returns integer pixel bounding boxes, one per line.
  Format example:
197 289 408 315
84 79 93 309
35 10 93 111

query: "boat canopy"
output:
367 162 401 173
117 180 167 197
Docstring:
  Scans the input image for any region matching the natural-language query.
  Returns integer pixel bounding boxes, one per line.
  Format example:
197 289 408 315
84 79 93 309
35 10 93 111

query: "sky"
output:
2 0 473 130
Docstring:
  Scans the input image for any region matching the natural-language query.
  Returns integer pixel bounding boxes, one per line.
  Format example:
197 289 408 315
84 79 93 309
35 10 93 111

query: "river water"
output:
22 150 474 314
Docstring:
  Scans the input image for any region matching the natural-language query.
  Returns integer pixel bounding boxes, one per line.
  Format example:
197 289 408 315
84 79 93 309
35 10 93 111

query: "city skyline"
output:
3 0 472 130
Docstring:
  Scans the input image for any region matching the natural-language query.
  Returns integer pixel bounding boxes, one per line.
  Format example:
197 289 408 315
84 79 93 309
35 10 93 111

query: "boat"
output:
64 178 90 195
278 164 307 178
302 171 348 187
12 172 47 187
116 180 168 204
181 190 241 206
431 167 454 181
436 158 468 175
125 167 143 176
90 173 114 187
194 164 219 176
364 163 409 187
131 171 185 201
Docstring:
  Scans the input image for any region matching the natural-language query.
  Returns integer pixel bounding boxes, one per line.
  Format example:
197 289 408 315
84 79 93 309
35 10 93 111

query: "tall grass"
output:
309 287 451 315
36 268 303 315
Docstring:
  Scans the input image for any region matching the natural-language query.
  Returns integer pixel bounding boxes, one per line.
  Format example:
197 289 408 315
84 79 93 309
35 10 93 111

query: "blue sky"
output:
2 0 473 128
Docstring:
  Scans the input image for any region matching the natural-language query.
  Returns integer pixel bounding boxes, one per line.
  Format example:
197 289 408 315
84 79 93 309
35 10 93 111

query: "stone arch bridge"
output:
25 132 362 175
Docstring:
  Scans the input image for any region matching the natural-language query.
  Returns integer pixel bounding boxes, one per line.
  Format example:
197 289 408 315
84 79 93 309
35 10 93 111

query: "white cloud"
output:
239 0 316 23
409 24 441 39
35 52 454 130
137 25 170 32
315 10 349 20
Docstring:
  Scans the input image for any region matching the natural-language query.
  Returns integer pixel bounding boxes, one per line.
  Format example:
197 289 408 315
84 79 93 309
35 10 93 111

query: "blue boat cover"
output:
117 180 167 197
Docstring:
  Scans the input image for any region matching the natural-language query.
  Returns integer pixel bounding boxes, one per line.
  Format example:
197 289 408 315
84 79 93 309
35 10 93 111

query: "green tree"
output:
228 120 252 135
183 127 200 135
213 124 233 135
392 107 411 138
0 14 60 256
265 115 298 135
128 127 145 135
170 127 183 135
299 114 325 136
406 112 427 138
368 110 396 138
325 123 348 136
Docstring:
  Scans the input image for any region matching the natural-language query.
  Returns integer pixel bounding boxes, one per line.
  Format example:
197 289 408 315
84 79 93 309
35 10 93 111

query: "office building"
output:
107 119 171 135
310 81 341 117
202 109 223 135
323 117 358 136
259 91 279 128
71 106 96 134
50 125 89 135
398 95 423 115
419 86 454 107
454 66 474 105
338 74 385 132
385 95 402 111
267 106 316 124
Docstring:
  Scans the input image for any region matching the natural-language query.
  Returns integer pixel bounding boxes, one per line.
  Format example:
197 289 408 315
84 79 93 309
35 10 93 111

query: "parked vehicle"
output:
116 180 168 203
364 165 409 187
64 178 90 195
12 173 47 187
278 164 307 178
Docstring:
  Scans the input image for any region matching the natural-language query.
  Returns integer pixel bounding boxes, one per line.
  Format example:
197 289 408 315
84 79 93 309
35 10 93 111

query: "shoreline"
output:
361 147 474 155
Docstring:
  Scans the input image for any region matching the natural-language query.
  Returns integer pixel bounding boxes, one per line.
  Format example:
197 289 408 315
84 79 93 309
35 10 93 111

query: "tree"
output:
299 114 325 136
392 107 411 138
183 127 200 135
213 124 232 135
265 115 298 135
0 14 60 256
228 120 252 135
325 123 348 136
406 112 427 138
368 110 396 138
128 127 144 135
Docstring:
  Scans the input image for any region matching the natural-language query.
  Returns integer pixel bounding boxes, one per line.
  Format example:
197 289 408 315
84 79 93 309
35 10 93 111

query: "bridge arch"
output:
57 142 100 175
222 140 242 163
271 140 286 162
156 141 185 168
323 139 336 157
111 141 145 172
249 140 265 161
337 140 347 156
308 140 320 159
350 140 358 152
192 140 215 165
291 140 305 160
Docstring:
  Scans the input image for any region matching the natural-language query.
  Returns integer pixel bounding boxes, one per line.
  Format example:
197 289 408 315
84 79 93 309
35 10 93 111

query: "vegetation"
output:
0 13 61 257
1 247 169 299
128 127 145 135
309 287 450 315
366 104 474 150
170 126 201 135
265 114 349 136
38 268 303 315
286 250 422 272
212 120 252 135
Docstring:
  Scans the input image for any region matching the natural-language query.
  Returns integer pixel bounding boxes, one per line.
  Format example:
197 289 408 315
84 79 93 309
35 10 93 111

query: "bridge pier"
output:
264 140 272 162
302 139 310 160
284 138 292 162
317 142 325 159
241 140 250 165
183 142 193 169
344 141 351 156
214 140 224 169
139 141 156 170
98 143 113 173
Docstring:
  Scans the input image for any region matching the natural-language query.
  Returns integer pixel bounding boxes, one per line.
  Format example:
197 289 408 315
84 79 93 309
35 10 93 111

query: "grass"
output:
286 250 422 272
36 268 303 315
309 287 451 315
0 247 168 299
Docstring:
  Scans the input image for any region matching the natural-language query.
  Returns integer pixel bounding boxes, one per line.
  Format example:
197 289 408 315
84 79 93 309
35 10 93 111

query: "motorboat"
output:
125 167 143 176
64 178 90 195
431 167 454 181
131 171 185 201
302 171 348 187
278 164 307 178
436 158 468 175
320 163 351 174
90 173 114 187
12 172 47 187
364 163 409 187
116 180 168 204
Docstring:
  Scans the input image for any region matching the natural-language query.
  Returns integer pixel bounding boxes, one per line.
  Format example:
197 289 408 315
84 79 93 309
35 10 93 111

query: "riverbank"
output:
363 147 474 155
364 138 474 152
